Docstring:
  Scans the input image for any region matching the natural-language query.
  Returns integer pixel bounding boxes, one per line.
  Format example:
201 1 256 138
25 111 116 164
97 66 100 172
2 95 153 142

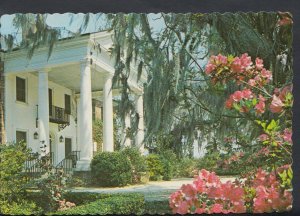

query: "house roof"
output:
0 30 111 53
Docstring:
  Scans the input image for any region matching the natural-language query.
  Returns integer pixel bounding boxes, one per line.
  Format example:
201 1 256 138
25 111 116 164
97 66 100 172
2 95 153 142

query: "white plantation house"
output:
0 31 146 171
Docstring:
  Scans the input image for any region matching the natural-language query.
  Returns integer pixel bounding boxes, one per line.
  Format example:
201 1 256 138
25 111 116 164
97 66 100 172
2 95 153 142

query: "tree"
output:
0 12 293 156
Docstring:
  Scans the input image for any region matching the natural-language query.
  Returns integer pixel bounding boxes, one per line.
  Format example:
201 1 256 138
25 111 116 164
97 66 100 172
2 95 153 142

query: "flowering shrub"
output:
170 169 246 214
170 53 293 214
57 199 76 212
169 169 292 214
205 53 292 166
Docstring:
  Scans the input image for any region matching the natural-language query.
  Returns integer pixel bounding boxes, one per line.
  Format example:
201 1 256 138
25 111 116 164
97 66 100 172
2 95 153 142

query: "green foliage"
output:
196 152 221 171
62 192 112 206
91 151 132 187
30 155 70 213
121 147 148 183
175 157 198 178
145 154 164 181
161 159 173 181
0 142 32 213
278 166 293 189
158 150 177 180
0 199 42 215
144 199 172 214
92 120 103 152
54 193 145 215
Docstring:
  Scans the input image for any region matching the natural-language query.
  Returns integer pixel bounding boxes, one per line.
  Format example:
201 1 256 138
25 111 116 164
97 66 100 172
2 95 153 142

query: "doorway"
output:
65 138 72 158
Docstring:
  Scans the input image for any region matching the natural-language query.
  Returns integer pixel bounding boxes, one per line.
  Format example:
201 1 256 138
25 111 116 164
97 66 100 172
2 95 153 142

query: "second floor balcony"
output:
49 105 70 125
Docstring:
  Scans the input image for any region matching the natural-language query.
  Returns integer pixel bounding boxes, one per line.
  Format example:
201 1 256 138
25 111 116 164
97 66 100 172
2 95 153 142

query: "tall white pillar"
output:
38 70 50 156
135 94 144 153
121 112 131 148
103 75 114 152
76 59 93 171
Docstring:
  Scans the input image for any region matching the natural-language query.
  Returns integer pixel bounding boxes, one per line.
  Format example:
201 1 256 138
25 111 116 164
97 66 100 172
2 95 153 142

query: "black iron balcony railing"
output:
49 105 70 124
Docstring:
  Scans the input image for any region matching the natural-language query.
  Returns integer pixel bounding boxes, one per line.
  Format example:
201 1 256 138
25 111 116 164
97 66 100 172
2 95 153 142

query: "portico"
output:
3 31 146 171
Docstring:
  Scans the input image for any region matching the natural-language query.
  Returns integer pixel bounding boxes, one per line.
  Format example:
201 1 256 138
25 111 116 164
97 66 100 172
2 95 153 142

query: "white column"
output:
76 59 93 171
121 112 131 148
135 94 144 153
38 70 50 156
103 75 114 152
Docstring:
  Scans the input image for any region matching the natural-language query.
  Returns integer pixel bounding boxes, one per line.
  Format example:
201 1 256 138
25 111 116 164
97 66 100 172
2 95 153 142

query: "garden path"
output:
69 177 236 201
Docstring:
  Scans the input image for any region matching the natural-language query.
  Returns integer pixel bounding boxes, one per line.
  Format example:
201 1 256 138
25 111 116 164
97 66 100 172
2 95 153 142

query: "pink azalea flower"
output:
181 184 197 198
205 63 216 74
195 207 206 214
255 57 264 70
231 57 243 72
261 68 272 80
232 201 246 213
232 91 244 102
216 54 228 64
210 203 223 213
283 129 292 143
270 95 284 113
225 97 233 109
258 134 269 142
259 94 266 102
177 201 189 214
248 79 256 86
255 100 265 114
240 53 252 69
242 89 253 99
279 85 293 101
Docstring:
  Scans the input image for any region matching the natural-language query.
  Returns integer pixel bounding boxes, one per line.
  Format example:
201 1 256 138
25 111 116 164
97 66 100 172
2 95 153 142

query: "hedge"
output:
53 193 145 215
144 199 172 214
90 151 132 187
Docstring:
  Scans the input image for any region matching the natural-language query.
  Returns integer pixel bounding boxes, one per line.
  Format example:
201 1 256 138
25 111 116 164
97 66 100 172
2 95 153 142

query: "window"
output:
16 77 26 102
64 94 71 114
16 130 27 144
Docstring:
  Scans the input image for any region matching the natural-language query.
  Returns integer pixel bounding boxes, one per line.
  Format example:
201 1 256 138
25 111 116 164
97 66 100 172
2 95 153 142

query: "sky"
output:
0 13 165 45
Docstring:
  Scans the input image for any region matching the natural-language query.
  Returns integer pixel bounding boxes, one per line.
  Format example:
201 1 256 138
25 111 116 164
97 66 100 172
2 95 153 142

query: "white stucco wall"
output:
5 72 77 165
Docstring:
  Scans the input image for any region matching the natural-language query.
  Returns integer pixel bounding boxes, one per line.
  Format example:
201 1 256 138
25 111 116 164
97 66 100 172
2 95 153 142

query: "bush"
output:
0 142 34 214
54 193 145 215
196 152 220 172
145 154 164 181
145 199 172 214
91 151 132 187
121 147 148 183
158 150 177 180
175 157 198 178
63 192 112 206
0 199 42 215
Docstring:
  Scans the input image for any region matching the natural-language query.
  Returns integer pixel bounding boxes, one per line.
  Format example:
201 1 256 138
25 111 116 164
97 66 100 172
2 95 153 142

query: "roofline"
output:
0 30 112 53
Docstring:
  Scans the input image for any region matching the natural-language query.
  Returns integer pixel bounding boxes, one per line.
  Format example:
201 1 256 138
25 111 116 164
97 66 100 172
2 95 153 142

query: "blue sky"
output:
1 13 165 42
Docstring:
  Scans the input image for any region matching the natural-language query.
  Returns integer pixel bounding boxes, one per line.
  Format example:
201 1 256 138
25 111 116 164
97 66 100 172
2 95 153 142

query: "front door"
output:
65 138 72 158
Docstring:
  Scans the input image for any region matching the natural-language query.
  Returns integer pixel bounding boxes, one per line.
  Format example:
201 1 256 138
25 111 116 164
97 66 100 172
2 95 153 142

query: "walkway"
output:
69 177 236 201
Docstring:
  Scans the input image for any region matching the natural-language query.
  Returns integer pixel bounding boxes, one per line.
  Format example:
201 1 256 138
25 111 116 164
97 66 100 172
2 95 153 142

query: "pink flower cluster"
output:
58 199 76 212
225 89 266 114
270 85 293 113
225 89 253 109
250 168 292 213
170 169 292 214
205 53 272 86
223 152 245 166
169 169 246 214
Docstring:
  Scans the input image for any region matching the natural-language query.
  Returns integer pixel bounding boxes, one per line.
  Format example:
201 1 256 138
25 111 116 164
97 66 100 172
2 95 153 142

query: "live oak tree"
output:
0 12 292 157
